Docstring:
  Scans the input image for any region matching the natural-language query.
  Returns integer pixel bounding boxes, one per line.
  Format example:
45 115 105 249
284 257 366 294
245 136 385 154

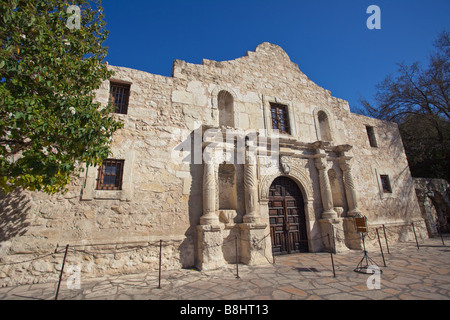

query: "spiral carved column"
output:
243 139 260 223
200 161 219 225
315 154 337 219
339 157 361 217
239 136 268 266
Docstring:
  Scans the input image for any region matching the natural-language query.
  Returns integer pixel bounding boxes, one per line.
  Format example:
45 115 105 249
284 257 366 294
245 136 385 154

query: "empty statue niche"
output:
328 168 346 216
218 163 238 227
317 111 332 141
218 90 234 128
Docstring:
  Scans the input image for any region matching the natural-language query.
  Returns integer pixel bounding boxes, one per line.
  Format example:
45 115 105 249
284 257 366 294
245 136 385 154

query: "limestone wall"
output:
343 115 421 221
0 42 427 286
1 66 197 286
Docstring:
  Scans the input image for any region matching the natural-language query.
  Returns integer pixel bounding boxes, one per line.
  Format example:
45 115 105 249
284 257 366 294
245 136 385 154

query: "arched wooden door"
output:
268 176 308 255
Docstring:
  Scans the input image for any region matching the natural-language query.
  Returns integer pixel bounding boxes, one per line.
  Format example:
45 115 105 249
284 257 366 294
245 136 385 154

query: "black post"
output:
235 235 240 279
412 222 419 249
331 224 336 253
436 220 445 246
55 244 69 300
327 234 336 278
362 233 368 266
382 224 390 254
158 240 162 289
376 228 386 267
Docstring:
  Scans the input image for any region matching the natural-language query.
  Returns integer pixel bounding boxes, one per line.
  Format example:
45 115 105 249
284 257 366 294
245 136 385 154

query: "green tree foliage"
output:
360 30 450 181
0 0 122 194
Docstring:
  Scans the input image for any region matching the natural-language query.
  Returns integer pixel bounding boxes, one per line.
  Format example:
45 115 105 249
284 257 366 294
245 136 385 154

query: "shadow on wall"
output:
182 162 203 269
173 128 204 269
373 120 421 221
0 189 31 247
414 178 450 235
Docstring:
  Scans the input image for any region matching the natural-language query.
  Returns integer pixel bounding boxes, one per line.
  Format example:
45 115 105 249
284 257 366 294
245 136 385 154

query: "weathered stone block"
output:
196 224 225 271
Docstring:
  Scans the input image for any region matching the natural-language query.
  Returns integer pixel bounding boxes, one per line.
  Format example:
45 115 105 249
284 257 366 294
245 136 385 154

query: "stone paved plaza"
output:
1 236 448 300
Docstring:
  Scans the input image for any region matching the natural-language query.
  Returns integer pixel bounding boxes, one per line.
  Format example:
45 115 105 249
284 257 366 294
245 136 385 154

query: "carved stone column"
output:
314 152 337 219
338 157 361 217
337 154 363 250
239 135 268 266
200 161 219 225
197 158 225 271
243 138 260 223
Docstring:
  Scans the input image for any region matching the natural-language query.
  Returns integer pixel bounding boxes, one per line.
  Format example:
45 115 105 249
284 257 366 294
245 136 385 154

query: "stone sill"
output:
81 189 131 202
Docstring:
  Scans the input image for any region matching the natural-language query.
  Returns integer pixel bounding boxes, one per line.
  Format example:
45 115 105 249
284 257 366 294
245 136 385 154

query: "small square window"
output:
270 103 290 135
366 126 378 148
380 175 392 193
109 82 130 114
96 159 125 190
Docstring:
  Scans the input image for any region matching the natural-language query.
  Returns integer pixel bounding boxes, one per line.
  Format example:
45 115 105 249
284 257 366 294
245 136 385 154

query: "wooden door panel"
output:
269 176 308 255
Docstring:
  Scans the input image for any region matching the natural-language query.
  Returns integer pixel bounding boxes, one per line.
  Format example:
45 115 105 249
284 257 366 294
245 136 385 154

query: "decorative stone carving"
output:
200 161 219 225
243 139 260 223
334 206 344 217
338 157 361 217
280 156 291 174
219 209 237 228
314 152 337 219
260 160 313 203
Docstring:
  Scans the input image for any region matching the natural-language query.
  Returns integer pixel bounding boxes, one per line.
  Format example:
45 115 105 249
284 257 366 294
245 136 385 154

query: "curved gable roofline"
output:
200 42 299 68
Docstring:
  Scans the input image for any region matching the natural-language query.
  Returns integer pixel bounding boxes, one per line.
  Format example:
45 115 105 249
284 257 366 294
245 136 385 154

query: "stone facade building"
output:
0 43 428 285
414 178 450 236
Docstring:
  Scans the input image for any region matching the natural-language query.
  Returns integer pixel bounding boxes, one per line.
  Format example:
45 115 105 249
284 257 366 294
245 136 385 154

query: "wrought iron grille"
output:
96 159 125 190
270 103 290 135
109 82 130 114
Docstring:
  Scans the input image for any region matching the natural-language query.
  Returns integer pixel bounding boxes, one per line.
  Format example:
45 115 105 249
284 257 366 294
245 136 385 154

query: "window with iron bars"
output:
96 159 125 190
270 103 290 135
109 82 130 114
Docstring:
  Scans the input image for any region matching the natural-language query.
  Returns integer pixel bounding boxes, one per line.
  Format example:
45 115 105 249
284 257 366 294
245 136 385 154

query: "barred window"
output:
109 82 130 114
380 175 392 193
96 159 125 190
270 103 290 135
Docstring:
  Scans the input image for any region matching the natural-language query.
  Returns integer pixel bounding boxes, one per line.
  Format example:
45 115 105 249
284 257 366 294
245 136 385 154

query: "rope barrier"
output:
1 220 433 296
1 220 421 265
0 251 62 266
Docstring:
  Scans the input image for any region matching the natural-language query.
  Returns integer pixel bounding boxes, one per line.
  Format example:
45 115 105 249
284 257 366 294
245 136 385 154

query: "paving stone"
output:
1 237 449 300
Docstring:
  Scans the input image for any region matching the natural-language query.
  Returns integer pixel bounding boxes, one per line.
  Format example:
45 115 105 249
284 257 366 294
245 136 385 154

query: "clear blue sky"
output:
102 0 450 112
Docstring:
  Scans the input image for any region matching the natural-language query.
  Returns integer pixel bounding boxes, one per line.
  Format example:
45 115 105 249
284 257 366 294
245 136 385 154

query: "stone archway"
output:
260 160 313 204
268 176 309 255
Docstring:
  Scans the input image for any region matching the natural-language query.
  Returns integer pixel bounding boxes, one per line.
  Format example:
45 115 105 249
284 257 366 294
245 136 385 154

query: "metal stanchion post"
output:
412 222 419 249
382 224 390 254
158 240 162 289
55 244 69 300
331 224 336 254
327 234 336 278
235 235 240 279
376 228 386 267
436 220 445 246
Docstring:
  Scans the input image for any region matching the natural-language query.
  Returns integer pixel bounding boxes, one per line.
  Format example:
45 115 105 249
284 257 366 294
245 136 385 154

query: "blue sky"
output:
102 0 450 112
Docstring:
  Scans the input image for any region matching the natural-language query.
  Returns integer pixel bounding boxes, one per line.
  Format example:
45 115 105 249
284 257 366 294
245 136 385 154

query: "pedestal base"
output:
319 218 348 253
238 223 271 265
322 209 338 220
343 217 363 250
196 224 226 271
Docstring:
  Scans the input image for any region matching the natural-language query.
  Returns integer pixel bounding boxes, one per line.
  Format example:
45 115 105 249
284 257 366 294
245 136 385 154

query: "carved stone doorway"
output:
268 176 308 255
